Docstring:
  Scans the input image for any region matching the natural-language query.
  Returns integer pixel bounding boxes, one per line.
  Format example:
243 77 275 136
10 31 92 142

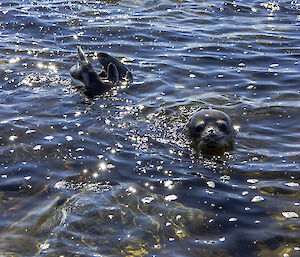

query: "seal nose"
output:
207 126 215 134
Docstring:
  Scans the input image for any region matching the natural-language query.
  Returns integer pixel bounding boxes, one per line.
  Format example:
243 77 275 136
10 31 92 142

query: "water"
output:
0 0 300 256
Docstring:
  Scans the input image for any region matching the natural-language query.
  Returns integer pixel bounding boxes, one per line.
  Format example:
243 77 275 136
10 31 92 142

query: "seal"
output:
70 46 132 96
186 109 234 153
98 52 133 82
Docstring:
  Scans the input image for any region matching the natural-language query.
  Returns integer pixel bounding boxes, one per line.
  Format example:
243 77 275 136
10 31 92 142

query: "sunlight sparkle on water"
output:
164 195 177 201
164 180 174 189
128 186 137 193
9 135 17 141
9 57 21 64
98 162 107 170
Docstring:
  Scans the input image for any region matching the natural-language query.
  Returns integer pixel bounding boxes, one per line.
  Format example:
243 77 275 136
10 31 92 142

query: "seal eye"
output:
218 122 228 131
195 123 204 133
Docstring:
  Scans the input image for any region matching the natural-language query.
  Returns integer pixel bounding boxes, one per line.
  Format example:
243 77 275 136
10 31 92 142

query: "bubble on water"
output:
107 163 115 169
220 175 230 182
25 129 36 134
9 135 17 141
164 180 173 189
207 181 215 188
40 243 50 250
164 194 177 201
53 180 68 189
33 145 41 150
24 176 31 181
66 136 73 141
251 196 264 203
282 212 299 219
141 196 155 204
247 85 255 90
285 182 299 187
247 179 259 184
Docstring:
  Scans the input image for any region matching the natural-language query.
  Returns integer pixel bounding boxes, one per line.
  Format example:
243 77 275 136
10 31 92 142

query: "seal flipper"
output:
125 70 133 83
70 62 84 82
98 52 133 82
106 63 119 85
77 46 89 63
72 46 108 96
70 46 91 83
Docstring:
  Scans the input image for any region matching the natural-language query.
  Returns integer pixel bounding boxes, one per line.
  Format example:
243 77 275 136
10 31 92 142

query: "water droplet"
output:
207 181 215 188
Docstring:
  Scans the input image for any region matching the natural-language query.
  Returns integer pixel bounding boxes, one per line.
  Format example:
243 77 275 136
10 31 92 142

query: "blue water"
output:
0 0 300 256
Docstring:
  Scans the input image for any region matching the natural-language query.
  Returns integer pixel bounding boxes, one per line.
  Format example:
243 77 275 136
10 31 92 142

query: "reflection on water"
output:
1 0 300 256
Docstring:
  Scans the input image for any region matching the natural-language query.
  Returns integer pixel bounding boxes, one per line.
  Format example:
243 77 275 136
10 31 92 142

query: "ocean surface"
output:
0 0 300 256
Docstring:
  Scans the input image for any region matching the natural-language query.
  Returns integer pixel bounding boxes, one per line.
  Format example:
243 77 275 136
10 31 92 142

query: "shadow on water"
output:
0 0 300 256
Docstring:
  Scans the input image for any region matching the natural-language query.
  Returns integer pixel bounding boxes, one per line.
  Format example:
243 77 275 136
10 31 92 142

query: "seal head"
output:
187 109 234 153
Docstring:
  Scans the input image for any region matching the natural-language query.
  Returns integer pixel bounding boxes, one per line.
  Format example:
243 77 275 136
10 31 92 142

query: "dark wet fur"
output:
98 52 133 82
70 47 128 96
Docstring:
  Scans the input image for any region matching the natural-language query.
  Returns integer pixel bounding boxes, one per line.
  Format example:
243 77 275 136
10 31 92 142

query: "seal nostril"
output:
207 127 214 133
